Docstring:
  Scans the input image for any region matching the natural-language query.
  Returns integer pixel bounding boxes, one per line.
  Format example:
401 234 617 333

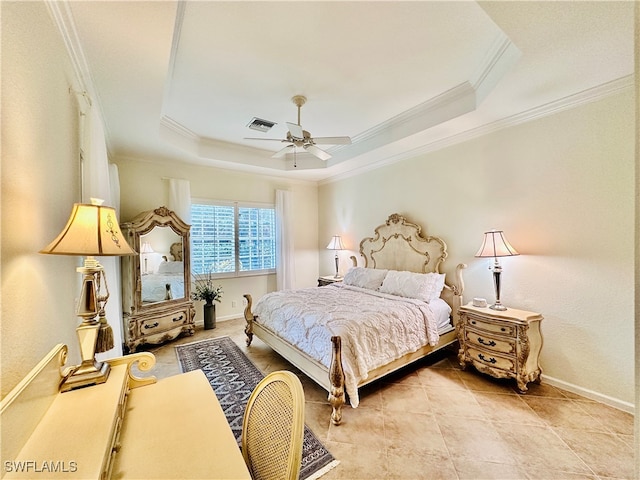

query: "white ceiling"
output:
67 1 635 182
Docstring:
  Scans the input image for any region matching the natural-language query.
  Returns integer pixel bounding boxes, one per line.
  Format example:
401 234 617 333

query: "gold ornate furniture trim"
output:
120 206 195 352
244 213 466 425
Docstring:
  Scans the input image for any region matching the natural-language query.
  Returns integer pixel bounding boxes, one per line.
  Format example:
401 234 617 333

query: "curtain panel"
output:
275 189 295 290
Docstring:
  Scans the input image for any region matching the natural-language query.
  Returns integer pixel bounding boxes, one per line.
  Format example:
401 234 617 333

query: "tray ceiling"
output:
66 1 634 181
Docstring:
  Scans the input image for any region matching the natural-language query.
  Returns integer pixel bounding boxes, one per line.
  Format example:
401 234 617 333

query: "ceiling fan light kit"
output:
245 95 351 164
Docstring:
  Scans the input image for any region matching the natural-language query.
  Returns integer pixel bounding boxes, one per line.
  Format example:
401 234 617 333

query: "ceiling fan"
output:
245 95 351 162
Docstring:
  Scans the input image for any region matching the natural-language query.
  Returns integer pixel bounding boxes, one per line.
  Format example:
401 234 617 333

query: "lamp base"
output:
490 303 508 311
60 360 110 392
60 317 111 392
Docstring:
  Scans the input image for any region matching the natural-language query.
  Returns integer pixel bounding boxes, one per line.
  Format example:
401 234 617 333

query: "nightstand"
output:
318 275 342 286
456 303 543 393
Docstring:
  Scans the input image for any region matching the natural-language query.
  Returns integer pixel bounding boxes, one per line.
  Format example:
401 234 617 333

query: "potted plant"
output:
191 271 223 330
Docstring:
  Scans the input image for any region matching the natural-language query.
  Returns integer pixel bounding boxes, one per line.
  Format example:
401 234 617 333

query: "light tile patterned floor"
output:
146 318 635 480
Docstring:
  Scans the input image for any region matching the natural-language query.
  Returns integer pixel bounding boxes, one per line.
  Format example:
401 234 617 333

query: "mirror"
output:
121 206 195 352
139 226 185 304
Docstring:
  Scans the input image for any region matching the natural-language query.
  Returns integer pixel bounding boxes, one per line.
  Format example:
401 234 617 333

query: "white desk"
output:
1 345 250 480
112 370 250 479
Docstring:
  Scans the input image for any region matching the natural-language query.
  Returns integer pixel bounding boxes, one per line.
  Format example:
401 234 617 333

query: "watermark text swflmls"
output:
4 460 78 473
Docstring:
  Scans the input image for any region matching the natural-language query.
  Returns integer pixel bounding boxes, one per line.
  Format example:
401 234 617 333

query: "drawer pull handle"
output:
471 320 476 325
478 337 496 347
478 353 497 364
144 322 159 330
172 315 184 322
501 327 507 332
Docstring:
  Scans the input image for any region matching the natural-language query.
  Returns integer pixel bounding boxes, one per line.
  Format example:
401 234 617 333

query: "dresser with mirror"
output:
121 206 195 352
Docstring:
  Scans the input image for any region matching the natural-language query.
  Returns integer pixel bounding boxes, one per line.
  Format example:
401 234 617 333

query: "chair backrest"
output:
241 370 305 480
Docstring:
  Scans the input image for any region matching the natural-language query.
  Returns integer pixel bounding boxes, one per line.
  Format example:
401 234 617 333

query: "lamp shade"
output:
140 242 154 254
326 235 345 251
40 203 136 256
475 230 519 258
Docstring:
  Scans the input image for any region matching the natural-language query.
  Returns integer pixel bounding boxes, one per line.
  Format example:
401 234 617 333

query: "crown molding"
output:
320 75 634 185
471 33 522 104
45 1 92 106
45 0 113 155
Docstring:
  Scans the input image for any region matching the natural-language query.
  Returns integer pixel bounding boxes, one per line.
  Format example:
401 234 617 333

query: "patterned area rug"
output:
175 336 339 480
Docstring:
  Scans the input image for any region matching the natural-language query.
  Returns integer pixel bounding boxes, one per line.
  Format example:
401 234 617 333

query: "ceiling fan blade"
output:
312 136 352 145
304 144 331 161
272 145 294 158
286 122 304 140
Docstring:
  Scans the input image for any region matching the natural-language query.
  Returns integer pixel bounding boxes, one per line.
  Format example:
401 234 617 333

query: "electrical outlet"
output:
231 300 237 308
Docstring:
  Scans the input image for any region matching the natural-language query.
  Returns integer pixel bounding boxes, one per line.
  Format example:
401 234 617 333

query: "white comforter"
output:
253 284 440 407
141 273 185 303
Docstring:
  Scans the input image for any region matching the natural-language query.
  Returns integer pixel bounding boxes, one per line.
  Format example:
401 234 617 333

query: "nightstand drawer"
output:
466 316 516 337
465 328 516 355
467 346 515 373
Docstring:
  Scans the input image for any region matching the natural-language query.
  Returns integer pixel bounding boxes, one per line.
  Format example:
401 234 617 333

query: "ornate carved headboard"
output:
357 213 465 309
170 242 183 262
359 213 447 273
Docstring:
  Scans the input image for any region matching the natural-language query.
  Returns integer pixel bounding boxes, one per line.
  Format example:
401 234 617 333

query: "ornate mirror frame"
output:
121 206 192 314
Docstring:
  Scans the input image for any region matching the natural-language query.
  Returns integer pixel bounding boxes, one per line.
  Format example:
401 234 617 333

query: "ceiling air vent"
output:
247 117 277 132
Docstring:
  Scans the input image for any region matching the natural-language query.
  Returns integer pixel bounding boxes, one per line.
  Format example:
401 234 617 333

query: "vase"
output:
204 303 216 330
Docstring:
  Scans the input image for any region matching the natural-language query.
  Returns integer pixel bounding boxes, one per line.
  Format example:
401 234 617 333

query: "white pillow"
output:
157 261 183 275
342 267 388 290
379 270 445 302
430 273 446 301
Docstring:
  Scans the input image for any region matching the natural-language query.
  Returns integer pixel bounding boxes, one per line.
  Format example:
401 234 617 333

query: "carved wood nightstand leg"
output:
517 378 529 393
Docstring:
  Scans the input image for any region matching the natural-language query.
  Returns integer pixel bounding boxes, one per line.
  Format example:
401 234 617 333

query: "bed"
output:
141 261 185 302
243 213 466 425
141 242 186 303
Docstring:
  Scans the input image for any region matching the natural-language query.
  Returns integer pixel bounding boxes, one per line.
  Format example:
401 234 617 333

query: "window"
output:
191 201 276 276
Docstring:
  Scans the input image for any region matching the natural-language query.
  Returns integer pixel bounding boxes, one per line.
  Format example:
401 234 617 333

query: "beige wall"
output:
114 156 319 324
319 89 635 408
1 3 83 397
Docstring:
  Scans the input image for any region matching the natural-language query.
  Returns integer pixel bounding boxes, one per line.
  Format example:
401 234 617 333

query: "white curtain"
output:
275 189 295 290
109 164 121 214
168 178 191 224
84 106 124 358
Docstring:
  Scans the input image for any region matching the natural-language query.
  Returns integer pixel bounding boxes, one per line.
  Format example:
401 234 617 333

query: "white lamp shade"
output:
140 242 154 254
40 203 136 256
475 230 519 258
326 235 345 251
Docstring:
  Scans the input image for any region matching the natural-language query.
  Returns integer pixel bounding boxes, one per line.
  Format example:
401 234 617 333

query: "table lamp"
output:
475 230 519 311
40 199 136 391
140 241 154 274
326 235 345 279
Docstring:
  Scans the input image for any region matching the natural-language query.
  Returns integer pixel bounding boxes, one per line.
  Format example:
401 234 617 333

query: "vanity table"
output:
120 206 195 352
1 344 250 479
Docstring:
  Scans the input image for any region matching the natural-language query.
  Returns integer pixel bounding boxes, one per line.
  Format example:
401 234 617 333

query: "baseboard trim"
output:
193 314 240 328
542 374 634 414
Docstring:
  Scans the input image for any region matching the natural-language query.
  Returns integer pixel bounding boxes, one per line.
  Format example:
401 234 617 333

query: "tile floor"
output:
146 318 635 480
